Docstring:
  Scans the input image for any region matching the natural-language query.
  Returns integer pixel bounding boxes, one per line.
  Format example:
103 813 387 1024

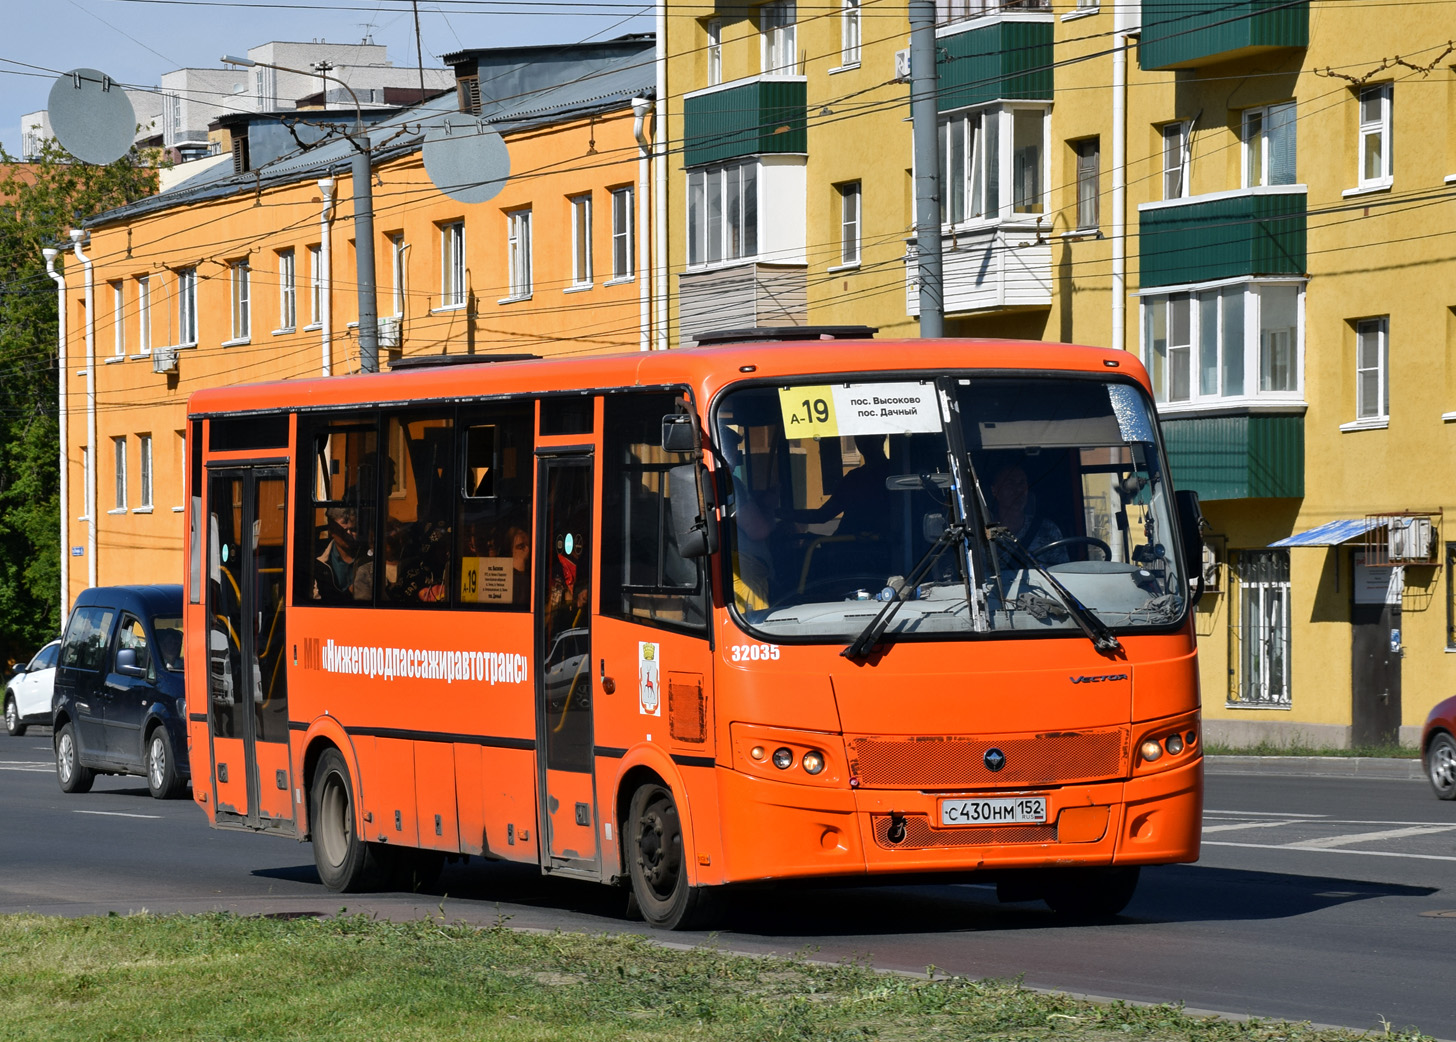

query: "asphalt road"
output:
3 730 1453 1037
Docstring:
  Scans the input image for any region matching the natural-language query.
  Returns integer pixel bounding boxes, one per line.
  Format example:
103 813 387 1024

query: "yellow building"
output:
665 1 1456 747
60 37 657 607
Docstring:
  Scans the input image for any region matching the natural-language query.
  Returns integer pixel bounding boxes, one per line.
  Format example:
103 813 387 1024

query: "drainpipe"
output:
319 177 336 375
632 97 653 351
1111 23 1129 353
653 7 668 352
43 248 69 621
70 230 96 589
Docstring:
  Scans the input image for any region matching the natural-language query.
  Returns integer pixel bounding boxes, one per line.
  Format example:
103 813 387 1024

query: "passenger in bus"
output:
508 524 531 606
312 506 364 603
354 517 403 603
394 521 451 604
785 434 893 538
987 463 1068 571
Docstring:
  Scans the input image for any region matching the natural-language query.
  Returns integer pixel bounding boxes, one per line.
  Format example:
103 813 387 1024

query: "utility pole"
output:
909 0 944 337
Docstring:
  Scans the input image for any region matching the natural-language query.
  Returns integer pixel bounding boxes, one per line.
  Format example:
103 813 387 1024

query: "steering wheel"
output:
1035 536 1112 561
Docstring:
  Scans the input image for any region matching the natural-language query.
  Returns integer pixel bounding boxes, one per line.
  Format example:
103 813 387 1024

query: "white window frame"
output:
1162 121 1190 200
80 445 91 520
1234 549 1291 708
177 267 197 346
228 260 250 342
112 436 127 512
441 220 466 308
1242 102 1297 188
138 433 153 511
506 209 532 300
111 281 126 359
837 181 861 266
938 104 1049 225
1353 316 1389 425
707 19 723 86
1074 137 1099 231
687 159 760 268
278 248 296 332
761 0 797 76
840 0 861 67
570 194 593 287
136 275 151 355
611 186 634 281
389 233 406 317
1357 83 1393 190
307 245 322 328
1140 278 1305 411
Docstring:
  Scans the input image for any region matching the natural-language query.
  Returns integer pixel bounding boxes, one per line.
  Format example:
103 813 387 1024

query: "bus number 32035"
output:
730 643 781 662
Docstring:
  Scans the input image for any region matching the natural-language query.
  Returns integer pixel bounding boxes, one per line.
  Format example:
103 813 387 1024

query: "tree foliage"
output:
0 137 159 661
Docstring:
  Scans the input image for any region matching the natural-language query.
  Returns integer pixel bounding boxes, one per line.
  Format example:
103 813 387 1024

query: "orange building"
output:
58 36 657 607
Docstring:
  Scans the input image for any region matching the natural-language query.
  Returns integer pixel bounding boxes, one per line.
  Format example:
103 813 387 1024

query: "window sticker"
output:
638 641 661 716
777 382 940 439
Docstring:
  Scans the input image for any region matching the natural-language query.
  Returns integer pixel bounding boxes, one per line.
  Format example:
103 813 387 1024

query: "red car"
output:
1421 695 1456 799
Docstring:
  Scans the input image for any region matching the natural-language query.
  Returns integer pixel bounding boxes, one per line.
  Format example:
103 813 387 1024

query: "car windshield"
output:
715 375 1187 644
153 615 184 671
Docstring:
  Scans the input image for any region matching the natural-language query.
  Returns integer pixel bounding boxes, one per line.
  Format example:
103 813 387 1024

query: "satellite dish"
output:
422 114 509 204
48 68 136 166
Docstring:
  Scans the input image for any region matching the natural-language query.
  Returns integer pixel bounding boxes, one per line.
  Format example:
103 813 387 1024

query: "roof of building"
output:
84 40 654 229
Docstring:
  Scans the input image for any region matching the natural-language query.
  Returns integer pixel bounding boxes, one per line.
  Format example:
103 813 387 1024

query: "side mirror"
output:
11 662 25 676
668 463 719 559
115 647 147 679
1175 489 1205 607
661 414 700 454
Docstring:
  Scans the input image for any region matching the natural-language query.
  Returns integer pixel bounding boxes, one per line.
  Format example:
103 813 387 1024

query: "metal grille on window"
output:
1229 549 1291 708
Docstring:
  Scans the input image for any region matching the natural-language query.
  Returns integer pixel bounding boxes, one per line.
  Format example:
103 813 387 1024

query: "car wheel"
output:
1043 866 1140 920
626 783 716 930
309 748 384 892
146 727 183 799
4 694 25 737
1426 732 1456 800
55 722 94 794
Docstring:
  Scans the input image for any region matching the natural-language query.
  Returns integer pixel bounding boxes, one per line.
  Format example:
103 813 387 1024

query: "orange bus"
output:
183 328 1205 929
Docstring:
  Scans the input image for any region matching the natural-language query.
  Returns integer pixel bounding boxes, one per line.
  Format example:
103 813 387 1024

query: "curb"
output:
1205 754 1426 781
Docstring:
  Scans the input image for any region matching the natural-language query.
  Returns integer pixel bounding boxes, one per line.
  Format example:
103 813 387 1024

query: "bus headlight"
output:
1140 739 1164 763
772 747 794 770
1165 733 1184 755
801 750 825 775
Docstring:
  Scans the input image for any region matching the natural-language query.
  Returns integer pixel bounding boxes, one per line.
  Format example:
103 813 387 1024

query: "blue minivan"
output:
52 585 189 799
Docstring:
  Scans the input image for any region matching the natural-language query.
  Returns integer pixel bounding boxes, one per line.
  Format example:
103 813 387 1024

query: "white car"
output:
5 639 60 736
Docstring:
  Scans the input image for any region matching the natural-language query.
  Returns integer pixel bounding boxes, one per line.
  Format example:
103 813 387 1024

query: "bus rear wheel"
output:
310 748 382 892
1042 866 1140 920
627 783 715 930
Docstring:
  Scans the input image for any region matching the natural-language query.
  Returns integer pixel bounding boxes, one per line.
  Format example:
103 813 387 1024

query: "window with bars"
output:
1230 549 1291 708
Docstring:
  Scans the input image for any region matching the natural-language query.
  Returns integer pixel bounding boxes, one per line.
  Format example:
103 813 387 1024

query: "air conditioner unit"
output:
1387 516 1434 562
378 316 401 350
152 346 179 374
894 49 911 83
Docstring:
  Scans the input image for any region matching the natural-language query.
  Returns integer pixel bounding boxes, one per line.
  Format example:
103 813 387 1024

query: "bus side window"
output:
600 391 707 633
456 403 535 610
375 412 454 608
299 417 378 606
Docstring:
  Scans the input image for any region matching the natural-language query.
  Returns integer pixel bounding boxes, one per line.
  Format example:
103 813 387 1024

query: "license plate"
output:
939 796 1047 827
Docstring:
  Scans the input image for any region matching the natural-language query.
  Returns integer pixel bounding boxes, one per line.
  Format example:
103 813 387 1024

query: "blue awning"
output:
1270 517 1382 547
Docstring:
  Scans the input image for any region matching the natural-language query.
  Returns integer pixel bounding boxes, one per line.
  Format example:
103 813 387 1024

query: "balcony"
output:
936 16 1053 113
683 77 807 168
677 263 807 348
1139 0 1307 71
1139 186 1305 289
1162 413 1303 501
905 222 1051 317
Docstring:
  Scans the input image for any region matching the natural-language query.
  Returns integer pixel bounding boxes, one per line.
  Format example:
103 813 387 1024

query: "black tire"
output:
4 694 25 737
309 748 382 892
55 722 94 794
1426 732 1456 800
1042 866 1140 920
626 783 716 930
145 727 184 800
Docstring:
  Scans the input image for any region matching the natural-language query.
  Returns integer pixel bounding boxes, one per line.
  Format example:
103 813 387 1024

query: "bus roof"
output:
186 338 1150 418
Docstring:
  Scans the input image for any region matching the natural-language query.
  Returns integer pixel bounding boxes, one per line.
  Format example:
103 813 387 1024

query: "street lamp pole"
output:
222 55 380 372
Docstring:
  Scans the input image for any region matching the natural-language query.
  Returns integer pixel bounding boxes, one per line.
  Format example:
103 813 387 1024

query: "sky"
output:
1 0 654 158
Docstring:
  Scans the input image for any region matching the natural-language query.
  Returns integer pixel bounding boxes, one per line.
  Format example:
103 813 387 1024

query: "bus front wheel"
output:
627 783 715 930
1043 866 1140 920
310 748 381 892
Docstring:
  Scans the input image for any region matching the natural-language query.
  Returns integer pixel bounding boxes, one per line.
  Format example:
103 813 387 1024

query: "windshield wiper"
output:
841 522 967 660
990 527 1123 656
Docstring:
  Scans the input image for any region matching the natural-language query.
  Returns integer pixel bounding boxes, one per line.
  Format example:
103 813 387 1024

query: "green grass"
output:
0 911 1436 1042
1205 741 1418 759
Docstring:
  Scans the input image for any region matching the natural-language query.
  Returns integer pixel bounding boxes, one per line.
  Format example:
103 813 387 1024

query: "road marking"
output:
1284 824 1456 849
1205 840 1456 863
1206 809 1327 819
0 760 52 773
74 810 161 820
1203 820 1300 833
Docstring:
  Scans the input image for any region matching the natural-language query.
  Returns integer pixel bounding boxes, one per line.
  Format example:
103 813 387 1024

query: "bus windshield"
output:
715 374 1187 644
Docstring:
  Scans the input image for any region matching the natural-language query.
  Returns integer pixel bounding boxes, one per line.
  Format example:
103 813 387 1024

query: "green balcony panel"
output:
937 20 1053 112
683 79 807 167
1162 414 1303 501
1140 190 1305 289
1140 0 1308 71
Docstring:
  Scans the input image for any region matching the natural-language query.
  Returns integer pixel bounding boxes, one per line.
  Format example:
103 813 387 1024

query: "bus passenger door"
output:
206 467 295 833
535 453 599 875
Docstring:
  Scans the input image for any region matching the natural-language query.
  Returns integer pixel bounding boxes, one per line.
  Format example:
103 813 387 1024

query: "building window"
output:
1355 316 1389 422
707 19 723 86
111 281 125 358
307 245 322 326
80 446 91 519
229 260 250 341
113 436 127 511
1162 121 1190 200
939 106 1048 224
1074 137 1099 230
1446 543 1456 649
136 276 151 354
761 0 797 76
1243 101 1297 188
507 210 532 299
177 267 197 345
389 233 406 316
278 249 296 331
570 194 592 287
687 160 759 267
840 0 861 66
1357 83 1393 189
611 186 634 280
1232 549 1291 708
837 181 861 265
1142 281 1302 407
139 433 152 510
441 220 465 307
